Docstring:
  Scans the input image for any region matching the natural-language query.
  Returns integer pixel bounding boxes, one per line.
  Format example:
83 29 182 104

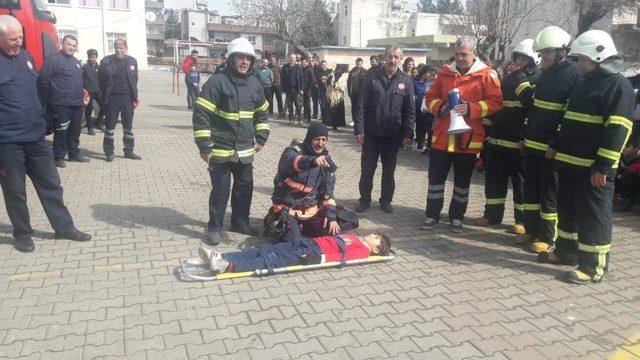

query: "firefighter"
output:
538 30 635 284
517 26 581 253
192 38 270 245
475 39 541 233
423 36 503 232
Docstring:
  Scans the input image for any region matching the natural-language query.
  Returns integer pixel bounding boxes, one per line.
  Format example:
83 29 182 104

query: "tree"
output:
576 0 640 35
417 0 464 13
417 0 438 12
231 0 336 57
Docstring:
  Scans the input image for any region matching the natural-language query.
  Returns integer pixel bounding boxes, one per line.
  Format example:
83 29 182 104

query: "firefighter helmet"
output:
532 26 571 51
569 30 618 63
513 38 539 64
226 37 256 59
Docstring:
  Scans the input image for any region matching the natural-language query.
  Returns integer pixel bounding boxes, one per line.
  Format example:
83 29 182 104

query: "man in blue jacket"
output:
38 35 88 167
354 44 415 214
0 15 91 252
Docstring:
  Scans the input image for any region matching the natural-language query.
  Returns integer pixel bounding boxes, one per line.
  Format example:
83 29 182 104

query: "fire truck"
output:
0 0 60 69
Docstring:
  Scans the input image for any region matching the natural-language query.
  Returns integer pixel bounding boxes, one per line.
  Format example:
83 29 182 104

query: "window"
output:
109 0 128 9
47 0 70 5
107 32 127 53
344 5 347 16
263 35 274 45
247 36 256 44
79 0 101 6
58 29 77 45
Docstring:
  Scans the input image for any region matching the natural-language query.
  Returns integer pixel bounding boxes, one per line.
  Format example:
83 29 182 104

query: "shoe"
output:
566 269 599 285
512 224 525 235
474 217 491 227
278 114 285 119
55 228 92 242
124 152 142 160
15 237 35 252
55 159 66 168
206 230 225 245
422 148 431 155
538 250 578 266
530 241 551 253
68 155 90 163
450 219 464 233
421 218 438 230
229 225 260 236
105 154 114 162
88 128 96 136
380 202 393 213
96 124 105 132
417 144 424 150
355 201 370 213
199 247 228 273
514 233 533 244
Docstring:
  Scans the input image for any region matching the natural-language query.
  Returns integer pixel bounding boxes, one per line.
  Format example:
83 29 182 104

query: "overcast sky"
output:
164 0 235 15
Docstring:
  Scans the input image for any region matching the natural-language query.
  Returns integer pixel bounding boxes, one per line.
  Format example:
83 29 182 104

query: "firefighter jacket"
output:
486 67 541 154
555 65 635 175
192 66 270 164
522 60 580 157
271 143 337 221
425 59 503 154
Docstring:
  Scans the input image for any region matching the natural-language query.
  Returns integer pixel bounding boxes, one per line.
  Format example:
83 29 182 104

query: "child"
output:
198 220 390 274
186 64 200 110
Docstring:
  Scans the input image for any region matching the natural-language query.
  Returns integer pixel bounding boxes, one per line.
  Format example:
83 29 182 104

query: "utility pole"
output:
494 0 504 62
101 0 107 56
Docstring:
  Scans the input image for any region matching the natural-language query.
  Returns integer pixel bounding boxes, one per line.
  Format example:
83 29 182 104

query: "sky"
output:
164 0 235 15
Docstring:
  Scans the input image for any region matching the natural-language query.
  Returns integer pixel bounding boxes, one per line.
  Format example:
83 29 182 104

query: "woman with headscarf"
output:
323 67 347 130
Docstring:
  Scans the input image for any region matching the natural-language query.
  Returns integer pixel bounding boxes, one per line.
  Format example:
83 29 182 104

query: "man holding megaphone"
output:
422 36 503 233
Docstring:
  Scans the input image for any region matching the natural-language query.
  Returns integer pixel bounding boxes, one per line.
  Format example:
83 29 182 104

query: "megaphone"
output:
447 88 472 134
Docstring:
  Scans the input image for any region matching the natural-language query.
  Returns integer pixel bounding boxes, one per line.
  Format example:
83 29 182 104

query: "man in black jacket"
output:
0 15 91 252
38 35 89 167
354 44 415 214
301 58 316 123
99 38 141 162
281 53 304 125
82 48 104 135
347 58 367 125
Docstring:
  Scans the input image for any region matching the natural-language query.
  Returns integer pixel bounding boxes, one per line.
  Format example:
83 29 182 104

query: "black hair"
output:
87 49 98 57
448 56 455 62
355 57 363 63
374 233 391 256
370 55 378 61
114 38 128 49
62 34 77 43
191 49 198 55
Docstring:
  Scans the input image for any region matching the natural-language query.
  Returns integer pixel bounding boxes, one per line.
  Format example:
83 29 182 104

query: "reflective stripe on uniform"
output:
539 211 558 221
239 111 255 119
578 243 611 254
478 101 489 118
196 97 217 113
237 148 255 157
514 203 524 211
469 142 483 150
488 138 520 149
564 111 603 125
217 108 241 121
447 134 455 152
558 229 578 240
193 129 211 139
524 139 547 151
483 118 493 126
605 115 633 131
254 123 269 131
597 147 621 161
211 148 234 157
555 152 595 167
515 81 531 97
486 198 506 205
523 203 540 211
533 98 566 111
429 99 441 113
256 101 269 112
503 100 522 108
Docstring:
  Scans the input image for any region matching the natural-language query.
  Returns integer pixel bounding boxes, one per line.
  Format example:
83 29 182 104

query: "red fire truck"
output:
0 0 60 69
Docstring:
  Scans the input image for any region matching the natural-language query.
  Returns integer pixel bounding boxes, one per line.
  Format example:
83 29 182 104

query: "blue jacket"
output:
280 63 304 92
0 50 46 143
413 78 431 110
186 70 200 87
355 67 416 139
37 51 83 107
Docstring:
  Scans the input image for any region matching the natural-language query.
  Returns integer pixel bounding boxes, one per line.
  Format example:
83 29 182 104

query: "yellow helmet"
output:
569 30 617 63
533 26 571 51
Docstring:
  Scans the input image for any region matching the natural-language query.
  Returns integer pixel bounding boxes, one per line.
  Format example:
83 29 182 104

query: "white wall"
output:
48 0 148 69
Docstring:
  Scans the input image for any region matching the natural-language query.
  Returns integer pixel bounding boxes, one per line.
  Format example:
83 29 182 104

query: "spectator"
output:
269 56 284 117
301 58 316 123
315 60 332 123
256 58 274 113
413 65 436 154
182 49 198 76
616 144 640 211
347 57 367 127
82 48 104 135
185 64 200 110
368 55 379 72
311 57 321 119
281 53 304 125
402 57 415 75
214 52 226 74
324 67 347 130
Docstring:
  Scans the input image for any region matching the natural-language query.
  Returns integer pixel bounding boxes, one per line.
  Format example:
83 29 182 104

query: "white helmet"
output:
569 30 618 63
513 38 539 65
533 26 571 51
226 37 256 60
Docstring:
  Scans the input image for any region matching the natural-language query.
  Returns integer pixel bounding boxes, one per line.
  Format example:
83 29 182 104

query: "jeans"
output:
186 83 198 109
222 237 320 272
52 105 82 160
103 94 135 156
208 161 253 231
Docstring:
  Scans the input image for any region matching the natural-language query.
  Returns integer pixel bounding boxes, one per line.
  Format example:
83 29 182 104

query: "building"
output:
146 0 166 58
46 0 149 69
337 0 411 47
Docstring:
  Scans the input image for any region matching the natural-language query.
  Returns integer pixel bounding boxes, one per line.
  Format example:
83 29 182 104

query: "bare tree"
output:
575 0 640 35
231 0 334 57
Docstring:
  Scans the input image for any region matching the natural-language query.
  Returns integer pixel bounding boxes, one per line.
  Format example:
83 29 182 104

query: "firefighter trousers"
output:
208 161 253 232
523 155 558 244
103 94 135 156
425 149 476 221
557 167 614 281
482 148 525 224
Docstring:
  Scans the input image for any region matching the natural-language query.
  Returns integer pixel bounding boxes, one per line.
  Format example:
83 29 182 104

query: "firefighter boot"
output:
538 248 578 266
511 224 525 235
530 240 551 253
514 233 534 245
474 217 491 227
566 269 599 285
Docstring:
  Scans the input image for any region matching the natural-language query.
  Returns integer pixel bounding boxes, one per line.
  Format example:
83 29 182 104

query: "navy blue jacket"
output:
355 67 416 139
0 50 46 143
99 54 139 105
281 63 304 92
186 70 200 87
37 51 83 107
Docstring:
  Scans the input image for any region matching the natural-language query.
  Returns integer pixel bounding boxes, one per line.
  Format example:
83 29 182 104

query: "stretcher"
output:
178 251 396 281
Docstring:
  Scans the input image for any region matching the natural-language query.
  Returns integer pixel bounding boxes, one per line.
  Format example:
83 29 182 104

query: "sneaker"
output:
511 224 525 235
55 228 92 241
474 217 491 227
229 224 260 236
421 218 438 230
530 241 551 253
124 152 142 160
209 251 229 273
68 155 90 163
15 236 35 253
450 219 464 233
88 128 96 136
355 201 370 213
206 230 225 245
55 159 66 168
379 202 393 214
565 269 599 285
105 154 114 162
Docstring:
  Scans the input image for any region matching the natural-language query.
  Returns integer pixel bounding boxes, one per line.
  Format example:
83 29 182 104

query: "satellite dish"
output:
145 12 157 22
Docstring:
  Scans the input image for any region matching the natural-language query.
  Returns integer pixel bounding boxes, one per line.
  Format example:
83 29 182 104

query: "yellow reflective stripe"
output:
514 203 524 211
237 148 255 157
539 211 558 221
256 101 269 112
595 253 606 280
239 111 255 119
503 100 522 108
488 138 520 149
196 97 217 113
534 98 566 111
524 117 528 125
432 135 438 143
605 115 633 131
478 101 489 118
447 134 455 152
486 198 506 205
211 148 234 157
483 118 493 126
524 139 547 151
597 147 620 161
469 141 483 150
555 152 595 167
216 109 240 121
193 130 211 138
558 229 578 240
429 99 441 113
254 123 269 131
523 203 541 211
564 111 602 124
515 82 530 97
578 243 611 254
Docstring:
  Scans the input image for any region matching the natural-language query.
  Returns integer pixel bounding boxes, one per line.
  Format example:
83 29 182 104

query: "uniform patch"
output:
130 65 135 71
27 60 33 69
398 83 406 90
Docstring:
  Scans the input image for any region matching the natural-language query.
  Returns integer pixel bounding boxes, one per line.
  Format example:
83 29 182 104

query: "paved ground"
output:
1 71 639 360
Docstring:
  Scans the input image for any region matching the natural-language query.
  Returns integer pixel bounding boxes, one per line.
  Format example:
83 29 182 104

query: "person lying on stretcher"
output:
198 216 391 274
